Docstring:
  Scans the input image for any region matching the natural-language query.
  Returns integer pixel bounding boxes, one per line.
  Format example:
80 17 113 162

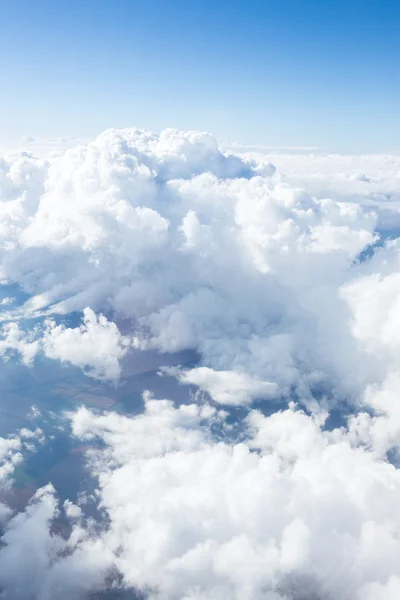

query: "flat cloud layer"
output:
1 128 400 598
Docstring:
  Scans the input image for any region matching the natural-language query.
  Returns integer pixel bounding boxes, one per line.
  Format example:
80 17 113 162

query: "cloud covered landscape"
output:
1 127 400 599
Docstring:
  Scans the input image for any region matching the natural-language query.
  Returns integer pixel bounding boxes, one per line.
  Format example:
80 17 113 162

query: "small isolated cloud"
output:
0 436 23 484
42 308 131 380
0 321 39 365
0 426 44 485
170 366 277 405
0 308 131 381
63 499 83 521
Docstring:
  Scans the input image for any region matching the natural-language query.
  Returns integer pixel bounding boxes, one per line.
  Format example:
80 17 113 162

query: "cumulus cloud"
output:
5 390 400 599
49 393 400 599
2 127 400 598
165 366 277 405
0 321 39 364
0 435 23 485
42 307 131 380
0 126 384 403
0 426 44 485
341 246 400 361
0 484 111 600
0 308 130 380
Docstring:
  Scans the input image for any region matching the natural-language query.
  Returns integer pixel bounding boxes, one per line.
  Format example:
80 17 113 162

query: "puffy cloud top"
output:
0 126 383 402
1 128 400 599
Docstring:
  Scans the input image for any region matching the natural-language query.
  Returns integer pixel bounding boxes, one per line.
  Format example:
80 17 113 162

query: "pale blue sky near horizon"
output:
0 0 399 153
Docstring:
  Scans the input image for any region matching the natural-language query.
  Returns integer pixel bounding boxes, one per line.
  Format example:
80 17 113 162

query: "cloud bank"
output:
0 126 390 404
2 392 400 599
1 127 400 598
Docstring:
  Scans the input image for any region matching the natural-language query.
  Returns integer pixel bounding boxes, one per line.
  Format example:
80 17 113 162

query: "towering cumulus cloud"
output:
1 128 400 598
0 127 380 398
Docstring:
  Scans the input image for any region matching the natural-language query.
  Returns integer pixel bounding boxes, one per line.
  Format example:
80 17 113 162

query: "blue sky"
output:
1 0 399 152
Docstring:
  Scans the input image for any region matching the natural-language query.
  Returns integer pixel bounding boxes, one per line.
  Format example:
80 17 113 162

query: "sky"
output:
1 0 399 152
3 2 400 598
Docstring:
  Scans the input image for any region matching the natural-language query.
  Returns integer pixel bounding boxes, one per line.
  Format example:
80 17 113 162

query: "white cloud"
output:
63 499 83 520
0 435 23 484
170 366 277 405
0 484 111 600
0 321 39 364
42 308 131 381
0 426 44 485
61 394 400 599
0 308 130 381
0 126 387 402
341 254 400 359
2 127 400 597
